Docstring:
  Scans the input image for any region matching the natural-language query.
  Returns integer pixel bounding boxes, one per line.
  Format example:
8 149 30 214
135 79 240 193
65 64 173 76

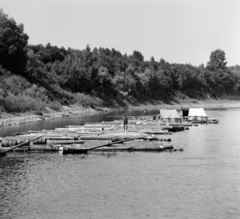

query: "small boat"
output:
168 126 185 132
162 125 185 132
208 118 219 124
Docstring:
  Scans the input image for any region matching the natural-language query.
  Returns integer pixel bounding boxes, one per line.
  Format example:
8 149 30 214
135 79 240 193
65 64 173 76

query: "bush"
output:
47 101 61 111
74 93 103 107
0 75 31 95
4 93 45 112
0 88 5 105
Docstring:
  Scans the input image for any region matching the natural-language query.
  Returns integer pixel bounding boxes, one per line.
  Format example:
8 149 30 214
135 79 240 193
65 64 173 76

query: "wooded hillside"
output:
1 9 240 113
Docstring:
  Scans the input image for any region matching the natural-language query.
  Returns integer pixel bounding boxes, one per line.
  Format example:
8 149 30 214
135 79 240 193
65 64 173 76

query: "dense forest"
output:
1 9 240 113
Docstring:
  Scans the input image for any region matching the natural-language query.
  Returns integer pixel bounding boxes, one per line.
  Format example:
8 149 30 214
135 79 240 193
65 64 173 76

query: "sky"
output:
1 0 240 66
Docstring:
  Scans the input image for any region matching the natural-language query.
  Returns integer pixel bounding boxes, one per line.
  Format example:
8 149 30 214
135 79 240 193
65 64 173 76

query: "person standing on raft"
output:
0 138 2 152
144 109 148 115
123 116 128 132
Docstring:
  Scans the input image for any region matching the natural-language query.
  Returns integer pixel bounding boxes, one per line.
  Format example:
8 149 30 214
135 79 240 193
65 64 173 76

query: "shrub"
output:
0 75 31 95
47 101 61 111
24 84 49 102
74 93 103 107
4 92 45 112
0 88 5 105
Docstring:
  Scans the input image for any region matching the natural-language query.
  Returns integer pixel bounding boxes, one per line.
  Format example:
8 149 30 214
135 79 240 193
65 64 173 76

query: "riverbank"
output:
0 105 112 127
126 98 240 111
0 98 240 127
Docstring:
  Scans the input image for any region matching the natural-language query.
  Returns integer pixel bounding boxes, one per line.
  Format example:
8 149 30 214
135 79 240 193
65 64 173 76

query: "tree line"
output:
1 9 240 112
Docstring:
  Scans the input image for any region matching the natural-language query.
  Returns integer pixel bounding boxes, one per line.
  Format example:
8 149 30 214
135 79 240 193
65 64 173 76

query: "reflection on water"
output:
1 109 240 219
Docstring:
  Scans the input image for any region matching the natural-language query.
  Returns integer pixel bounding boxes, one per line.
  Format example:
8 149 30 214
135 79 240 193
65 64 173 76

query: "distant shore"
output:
0 99 240 127
126 99 240 111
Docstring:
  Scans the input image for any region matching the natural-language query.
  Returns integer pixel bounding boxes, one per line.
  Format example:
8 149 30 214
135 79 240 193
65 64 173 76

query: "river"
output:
0 108 240 219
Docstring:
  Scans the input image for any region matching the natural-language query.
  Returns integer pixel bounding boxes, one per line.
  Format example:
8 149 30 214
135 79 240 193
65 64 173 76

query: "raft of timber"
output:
62 136 181 154
62 144 181 154
0 117 187 156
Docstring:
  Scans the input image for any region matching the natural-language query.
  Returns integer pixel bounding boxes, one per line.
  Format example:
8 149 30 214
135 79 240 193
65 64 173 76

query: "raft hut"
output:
188 108 208 123
159 109 185 132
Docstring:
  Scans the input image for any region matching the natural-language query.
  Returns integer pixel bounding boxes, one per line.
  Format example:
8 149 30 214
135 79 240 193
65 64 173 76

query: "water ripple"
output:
1 109 240 219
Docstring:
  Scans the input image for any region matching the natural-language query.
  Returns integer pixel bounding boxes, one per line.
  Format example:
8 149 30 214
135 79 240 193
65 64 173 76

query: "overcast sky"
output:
1 0 240 66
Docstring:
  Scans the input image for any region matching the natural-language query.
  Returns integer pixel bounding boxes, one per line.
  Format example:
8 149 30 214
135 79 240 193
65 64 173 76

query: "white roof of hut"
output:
160 109 181 119
188 108 208 118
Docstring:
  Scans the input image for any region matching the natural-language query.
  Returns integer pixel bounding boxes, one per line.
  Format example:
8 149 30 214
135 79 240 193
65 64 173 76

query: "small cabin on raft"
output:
160 109 182 124
183 108 208 123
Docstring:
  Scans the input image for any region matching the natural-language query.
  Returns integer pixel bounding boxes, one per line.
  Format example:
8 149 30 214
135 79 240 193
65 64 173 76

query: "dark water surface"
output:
0 109 240 219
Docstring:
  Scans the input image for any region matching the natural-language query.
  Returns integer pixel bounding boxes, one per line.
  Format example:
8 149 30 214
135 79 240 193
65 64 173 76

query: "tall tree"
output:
207 49 227 71
130 50 144 62
0 9 29 74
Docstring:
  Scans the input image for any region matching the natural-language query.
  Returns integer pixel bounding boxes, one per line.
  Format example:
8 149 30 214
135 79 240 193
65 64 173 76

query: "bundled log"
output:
0 135 45 155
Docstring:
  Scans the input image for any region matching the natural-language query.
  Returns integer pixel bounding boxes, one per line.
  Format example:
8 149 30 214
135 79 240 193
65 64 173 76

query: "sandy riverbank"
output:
0 99 240 127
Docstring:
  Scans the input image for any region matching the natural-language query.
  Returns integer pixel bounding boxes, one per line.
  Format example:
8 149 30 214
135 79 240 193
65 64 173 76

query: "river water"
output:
0 108 240 219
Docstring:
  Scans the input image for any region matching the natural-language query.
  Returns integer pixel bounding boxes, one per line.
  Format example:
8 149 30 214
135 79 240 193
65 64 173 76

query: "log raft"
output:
0 118 187 155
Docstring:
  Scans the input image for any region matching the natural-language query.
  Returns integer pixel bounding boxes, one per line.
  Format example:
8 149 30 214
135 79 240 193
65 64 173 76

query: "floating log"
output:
46 137 75 140
47 140 85 144
167 122 192 127
143 131 171 135
86 143 176 152
33 137 47 144
0 135 45 156
57 127 109 131
1 146 30 152
79 136 113 141
1 138 31 147
62 136 175 154
2 141 85 153
76 132 103 135
86 137 142 151
63 136 144 154
29 145 59 152
142 137 171 142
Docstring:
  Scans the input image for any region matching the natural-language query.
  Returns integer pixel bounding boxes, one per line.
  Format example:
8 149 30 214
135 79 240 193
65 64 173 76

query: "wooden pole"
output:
87 136 144 151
